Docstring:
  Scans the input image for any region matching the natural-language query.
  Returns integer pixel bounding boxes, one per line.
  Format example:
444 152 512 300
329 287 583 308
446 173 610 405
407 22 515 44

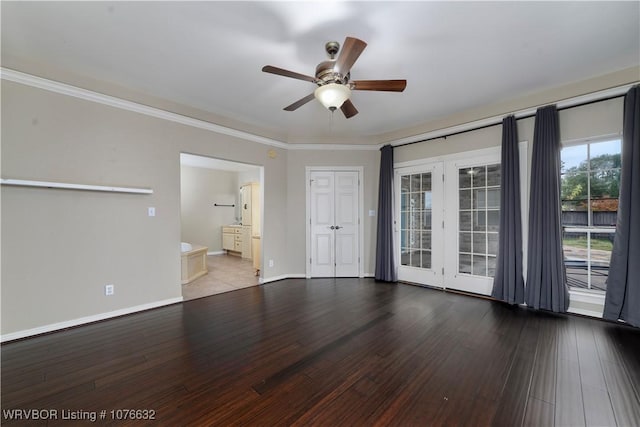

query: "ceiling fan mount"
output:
324 41 340 58
262 37 406 119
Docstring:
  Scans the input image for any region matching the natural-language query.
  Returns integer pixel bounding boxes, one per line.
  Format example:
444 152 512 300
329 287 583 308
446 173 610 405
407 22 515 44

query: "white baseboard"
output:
260 274 306 284
1 296 184 343
261 274 376 283
207 250 225 256
262 274 375 282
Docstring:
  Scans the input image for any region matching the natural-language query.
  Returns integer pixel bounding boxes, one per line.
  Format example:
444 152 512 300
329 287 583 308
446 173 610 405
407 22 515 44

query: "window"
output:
561 139 621 292
458 164 501 277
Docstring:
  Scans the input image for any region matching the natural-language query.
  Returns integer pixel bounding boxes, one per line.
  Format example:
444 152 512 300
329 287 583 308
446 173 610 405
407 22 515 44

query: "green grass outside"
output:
563 237 613 251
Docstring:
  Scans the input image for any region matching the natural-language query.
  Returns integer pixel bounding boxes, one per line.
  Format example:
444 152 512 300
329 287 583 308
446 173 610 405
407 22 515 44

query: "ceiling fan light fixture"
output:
314 83 351 110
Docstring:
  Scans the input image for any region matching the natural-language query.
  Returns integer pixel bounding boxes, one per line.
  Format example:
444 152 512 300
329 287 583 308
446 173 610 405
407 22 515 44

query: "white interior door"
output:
334 172 359 277
310 171 335 277
395 163 444 287
309 170 360 277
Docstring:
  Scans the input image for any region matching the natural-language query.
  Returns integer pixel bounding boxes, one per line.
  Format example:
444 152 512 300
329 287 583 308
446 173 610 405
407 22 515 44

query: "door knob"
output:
335 226 342 230
330 226 335 230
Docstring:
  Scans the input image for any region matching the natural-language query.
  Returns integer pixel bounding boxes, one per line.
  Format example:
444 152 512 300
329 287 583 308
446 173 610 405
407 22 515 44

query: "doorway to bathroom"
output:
179 153 263 301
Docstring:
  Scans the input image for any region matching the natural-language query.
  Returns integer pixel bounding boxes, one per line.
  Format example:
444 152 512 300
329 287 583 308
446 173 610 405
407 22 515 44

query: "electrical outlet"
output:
105 284 114 296
268 259 274 268
148 207 156 217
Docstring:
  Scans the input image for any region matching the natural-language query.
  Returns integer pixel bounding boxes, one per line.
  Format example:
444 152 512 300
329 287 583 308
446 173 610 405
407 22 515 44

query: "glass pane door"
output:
396 163 443 288
443 154 503 296
458 165 500 278
400 172 432 269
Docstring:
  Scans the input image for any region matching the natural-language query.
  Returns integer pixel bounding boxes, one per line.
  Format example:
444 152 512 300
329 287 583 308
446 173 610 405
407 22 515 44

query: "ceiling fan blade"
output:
284 93 316 111
262 65 317 83
340 99 359 118
352 80 407 92
334 37 367 76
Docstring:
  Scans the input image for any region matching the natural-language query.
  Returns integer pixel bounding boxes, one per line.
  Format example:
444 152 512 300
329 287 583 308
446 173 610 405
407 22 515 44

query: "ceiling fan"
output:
262 37 407 119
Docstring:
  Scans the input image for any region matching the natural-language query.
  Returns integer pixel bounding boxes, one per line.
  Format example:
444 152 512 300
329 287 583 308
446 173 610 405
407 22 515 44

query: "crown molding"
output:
288 143 380 151
1 67 293 148
1 68 383 152
3 68 634 153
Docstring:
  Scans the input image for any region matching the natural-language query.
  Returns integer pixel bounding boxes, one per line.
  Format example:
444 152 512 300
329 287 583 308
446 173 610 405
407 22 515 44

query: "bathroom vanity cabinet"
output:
222 225 242 255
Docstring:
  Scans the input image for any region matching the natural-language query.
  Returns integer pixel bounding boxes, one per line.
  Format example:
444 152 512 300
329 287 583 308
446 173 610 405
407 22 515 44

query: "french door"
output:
443 156 502 295
396 149 507 296
396 163 444 288
308 170 360 277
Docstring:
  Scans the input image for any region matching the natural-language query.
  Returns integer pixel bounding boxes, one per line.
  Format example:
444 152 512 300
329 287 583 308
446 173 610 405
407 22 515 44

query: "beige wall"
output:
180 165 237 252
0 70 632 337
380 66 638 144
237 169 261 187
1 80 289 335
286 149 380 276
395 97 624 166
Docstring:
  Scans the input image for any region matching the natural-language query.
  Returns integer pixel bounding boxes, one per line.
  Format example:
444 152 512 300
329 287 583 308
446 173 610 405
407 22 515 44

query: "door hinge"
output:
442 220 444 228
310 258 312 264
442 267 444 275
442 174 445 182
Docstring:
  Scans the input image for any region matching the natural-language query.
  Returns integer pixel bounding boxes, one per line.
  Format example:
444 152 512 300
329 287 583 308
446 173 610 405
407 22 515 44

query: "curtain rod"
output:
393 92 627 149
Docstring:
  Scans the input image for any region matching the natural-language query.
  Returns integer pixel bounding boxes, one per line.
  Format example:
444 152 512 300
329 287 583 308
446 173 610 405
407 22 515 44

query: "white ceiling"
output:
2 1 639 145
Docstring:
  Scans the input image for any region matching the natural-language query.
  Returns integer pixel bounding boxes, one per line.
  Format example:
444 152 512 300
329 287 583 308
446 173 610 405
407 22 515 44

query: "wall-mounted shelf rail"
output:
0 179 153 194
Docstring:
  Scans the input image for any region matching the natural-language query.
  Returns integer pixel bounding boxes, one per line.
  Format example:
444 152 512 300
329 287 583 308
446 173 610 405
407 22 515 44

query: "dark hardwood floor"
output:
2 278 639 426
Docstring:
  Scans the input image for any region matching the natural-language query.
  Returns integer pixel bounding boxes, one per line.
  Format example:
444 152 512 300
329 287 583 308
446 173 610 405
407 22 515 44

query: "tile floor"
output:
181 253 260 301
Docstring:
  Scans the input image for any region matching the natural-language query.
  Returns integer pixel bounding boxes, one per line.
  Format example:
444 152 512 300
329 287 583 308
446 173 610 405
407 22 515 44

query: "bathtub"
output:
180 242 208 284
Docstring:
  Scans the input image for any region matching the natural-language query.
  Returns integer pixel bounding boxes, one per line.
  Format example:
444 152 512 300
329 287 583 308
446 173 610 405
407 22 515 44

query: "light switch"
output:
369 210 376 217
148 207 156 217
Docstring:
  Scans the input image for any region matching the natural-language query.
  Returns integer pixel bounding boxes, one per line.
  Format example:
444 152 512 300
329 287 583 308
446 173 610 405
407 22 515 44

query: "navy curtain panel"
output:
491 116 525 304
375 144 397 282
525 105 569 312
604 85 640 327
